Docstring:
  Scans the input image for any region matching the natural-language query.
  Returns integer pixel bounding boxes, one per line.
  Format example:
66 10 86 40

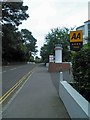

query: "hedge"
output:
72 45 90 102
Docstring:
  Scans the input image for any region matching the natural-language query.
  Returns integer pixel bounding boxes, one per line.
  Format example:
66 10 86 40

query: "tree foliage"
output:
21 29 38 61
2 24 26 62
40 44 49 63
2 2 29 26
2 2 38 64
40 27 72 63
72 45 90 102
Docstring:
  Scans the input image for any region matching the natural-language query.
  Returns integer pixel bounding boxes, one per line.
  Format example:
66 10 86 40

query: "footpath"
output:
3 64 70 118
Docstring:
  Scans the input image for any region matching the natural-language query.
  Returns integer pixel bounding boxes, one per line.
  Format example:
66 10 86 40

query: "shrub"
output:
72 45 90 102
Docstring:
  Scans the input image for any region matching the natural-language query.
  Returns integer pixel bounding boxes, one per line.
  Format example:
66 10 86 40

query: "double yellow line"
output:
0 71 32 104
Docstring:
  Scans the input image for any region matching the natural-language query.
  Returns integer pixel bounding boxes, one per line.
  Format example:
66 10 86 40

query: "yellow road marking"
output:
0 71 32 104
0 77 25 100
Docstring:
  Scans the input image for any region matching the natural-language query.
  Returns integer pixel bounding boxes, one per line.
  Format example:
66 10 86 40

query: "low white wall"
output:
59 81 90 119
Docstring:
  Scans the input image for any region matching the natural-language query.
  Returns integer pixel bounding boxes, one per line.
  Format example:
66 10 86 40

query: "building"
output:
76 20 90 44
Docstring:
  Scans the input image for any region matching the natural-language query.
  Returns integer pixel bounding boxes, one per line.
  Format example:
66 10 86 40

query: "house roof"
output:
76 25 84 30
84 20 90 23
76 20 90 30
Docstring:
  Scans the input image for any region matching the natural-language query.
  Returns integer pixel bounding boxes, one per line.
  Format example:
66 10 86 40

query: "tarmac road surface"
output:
2 64 70 118
2 63 37 95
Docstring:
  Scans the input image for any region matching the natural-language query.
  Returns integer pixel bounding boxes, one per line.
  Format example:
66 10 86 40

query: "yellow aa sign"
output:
70 30 82 42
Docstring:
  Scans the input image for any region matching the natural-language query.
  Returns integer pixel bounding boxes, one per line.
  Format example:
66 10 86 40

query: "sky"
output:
19 0 89 57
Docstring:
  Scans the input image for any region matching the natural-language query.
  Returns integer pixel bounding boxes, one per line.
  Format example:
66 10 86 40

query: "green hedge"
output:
72 45 90 102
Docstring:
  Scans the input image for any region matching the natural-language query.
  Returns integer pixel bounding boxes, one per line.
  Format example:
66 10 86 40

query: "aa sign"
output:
70 30 83 51
70 30 82 42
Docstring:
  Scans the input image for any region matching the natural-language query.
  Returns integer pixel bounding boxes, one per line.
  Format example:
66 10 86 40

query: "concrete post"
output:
60 72 63 81
55 44 63 63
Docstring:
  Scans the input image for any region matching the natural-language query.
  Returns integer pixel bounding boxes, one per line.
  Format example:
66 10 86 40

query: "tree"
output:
2 2 29 63
40 44 49 63
2 2 29 26
21 29 38 61
40 27 72 63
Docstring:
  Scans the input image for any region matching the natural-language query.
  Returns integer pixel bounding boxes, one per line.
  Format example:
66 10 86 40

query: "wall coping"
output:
60 81 90 118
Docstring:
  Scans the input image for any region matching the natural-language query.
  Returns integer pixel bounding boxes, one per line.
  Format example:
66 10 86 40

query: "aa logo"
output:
70 31 82 42
71 33 81 40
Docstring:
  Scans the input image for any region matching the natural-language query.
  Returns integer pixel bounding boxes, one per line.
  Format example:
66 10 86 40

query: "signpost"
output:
49 55 54 63
70 30 83 51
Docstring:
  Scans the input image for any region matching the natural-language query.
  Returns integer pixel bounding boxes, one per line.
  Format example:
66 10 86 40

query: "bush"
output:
72 45 90 102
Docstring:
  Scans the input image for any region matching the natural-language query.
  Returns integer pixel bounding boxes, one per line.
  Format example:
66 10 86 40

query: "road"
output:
2 65 70 118
2 63 37 95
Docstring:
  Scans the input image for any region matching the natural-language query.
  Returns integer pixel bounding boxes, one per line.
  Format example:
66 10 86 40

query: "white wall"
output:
59 81 90 119
55 49 62 63
84 22 88 38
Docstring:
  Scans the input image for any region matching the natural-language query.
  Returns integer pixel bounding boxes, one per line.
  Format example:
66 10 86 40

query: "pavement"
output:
2 64 70 118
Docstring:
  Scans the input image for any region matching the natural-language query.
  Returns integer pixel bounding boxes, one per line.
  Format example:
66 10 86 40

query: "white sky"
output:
19 0 89 57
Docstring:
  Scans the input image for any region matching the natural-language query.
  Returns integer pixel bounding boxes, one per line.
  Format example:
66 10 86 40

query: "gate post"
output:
55 44 63 63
